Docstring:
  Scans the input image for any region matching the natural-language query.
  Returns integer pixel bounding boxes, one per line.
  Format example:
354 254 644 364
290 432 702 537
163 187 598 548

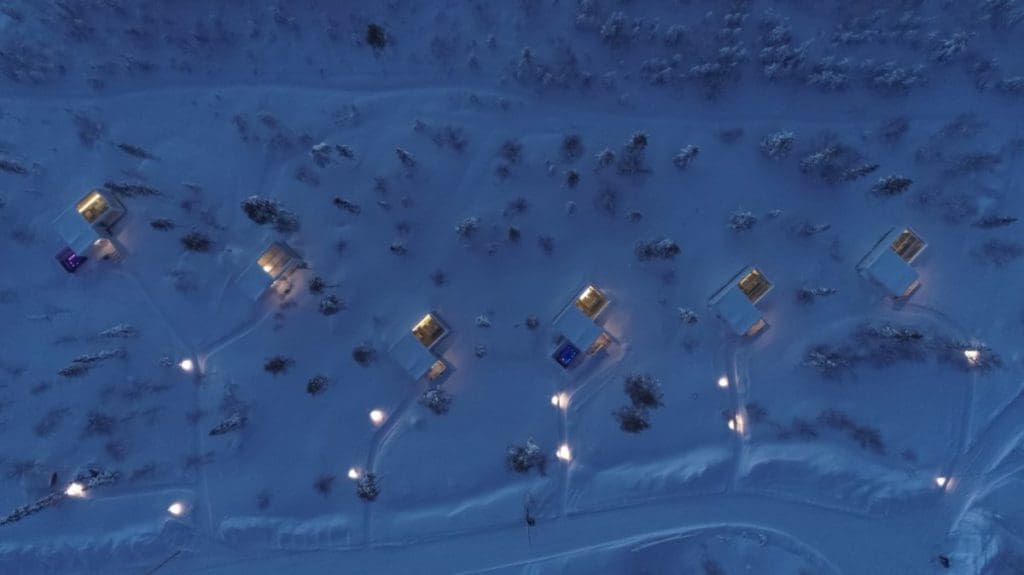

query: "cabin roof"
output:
390 332 438 380
711 282 764 335
553 306 604 349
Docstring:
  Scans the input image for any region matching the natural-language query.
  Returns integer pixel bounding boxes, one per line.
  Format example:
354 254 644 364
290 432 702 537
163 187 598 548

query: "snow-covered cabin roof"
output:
389 332 439 380
236 242 300 300
553 307 605 350
53 208 101 255
857 227 925 297
709 267 771 336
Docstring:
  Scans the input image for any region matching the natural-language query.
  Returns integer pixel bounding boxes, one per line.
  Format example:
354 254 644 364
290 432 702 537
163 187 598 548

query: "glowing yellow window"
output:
890 228 926 263
427 360 447 380
738 269 771 303
574 285 608 319
412 314 446 348
76 191 110 224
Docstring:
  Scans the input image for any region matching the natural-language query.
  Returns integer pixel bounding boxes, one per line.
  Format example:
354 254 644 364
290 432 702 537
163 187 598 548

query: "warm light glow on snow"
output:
717 376 729 389
963 349 980 364
347 467 361 480
262 264 274 273
556 444 572 462
167 502 186 516
551 392 569 410
369 409 386 425
65 482 86 498
178 358 194 372
728 414 745 434
935 476 948 488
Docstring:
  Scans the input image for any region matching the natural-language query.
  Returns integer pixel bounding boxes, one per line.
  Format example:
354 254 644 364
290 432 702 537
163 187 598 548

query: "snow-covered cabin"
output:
53 190 125 272
551 285 612 368
857 227 926 298
237 241 301 300
709 266 772 337
390 313 449 381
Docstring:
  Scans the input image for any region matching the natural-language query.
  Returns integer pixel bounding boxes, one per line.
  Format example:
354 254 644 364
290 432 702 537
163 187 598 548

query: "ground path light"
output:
717 376 729 389
178 358 195 373
167 502 186 517
963 349 980 365
551 392 569 410
556 444 572 462
369 409 386 426
935 476 948 488
347 467 361 480
65 482 86 498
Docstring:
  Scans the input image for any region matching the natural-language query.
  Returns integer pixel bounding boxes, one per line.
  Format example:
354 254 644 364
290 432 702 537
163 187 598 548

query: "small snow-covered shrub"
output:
562 133 584 161
356 473 380 501
311 142 331 167
614 405 650 433
525 315 540 330
475 344 488 358
565 169 580 188
500 139 522 164
871 175 913 196
306 375 329 396
319 295 344 316
314 474 335 497
181 231 212 252
309 276 326 294
150 218 174 231
805 56 850 91
800 141 878 184
83 411 116 437
623 373 663 408
455 216 479 238
796 286 837 304
352 344 376 367
506 438 545 474
972 215 1018 229
678 308 698 324
673 145 699 170
333 197 361 214
241 196 280 225
507 225 521 243
879 117 909 143
803 346 857 377
974 239 1023 267
538 236 554 255
600 11 631 46
760 130 795 159
729 210 757 231
929 32 969 63
594 147 616 170
264 356 293 375
208 413 246 436
366 23 387 49
635 237 680 261
618 131 650 175
395 147 416 169
865 61 926 95
419 387 452 414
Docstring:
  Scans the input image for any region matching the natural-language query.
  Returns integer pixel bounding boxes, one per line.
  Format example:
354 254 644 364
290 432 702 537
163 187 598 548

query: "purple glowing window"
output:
56 247 87 273
553 342 580 369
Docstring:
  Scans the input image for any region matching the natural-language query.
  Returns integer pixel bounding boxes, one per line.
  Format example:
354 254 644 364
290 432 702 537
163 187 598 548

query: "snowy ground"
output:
0 1 1023 574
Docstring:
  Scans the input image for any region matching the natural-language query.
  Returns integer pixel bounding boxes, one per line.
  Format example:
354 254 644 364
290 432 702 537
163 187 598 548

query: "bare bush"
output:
507 438 545 474
419 387 452 414
614 405 650 433
264 356 293 375
635 237 680 261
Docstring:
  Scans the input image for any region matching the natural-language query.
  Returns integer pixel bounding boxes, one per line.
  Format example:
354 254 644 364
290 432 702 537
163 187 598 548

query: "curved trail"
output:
173 490 942 575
